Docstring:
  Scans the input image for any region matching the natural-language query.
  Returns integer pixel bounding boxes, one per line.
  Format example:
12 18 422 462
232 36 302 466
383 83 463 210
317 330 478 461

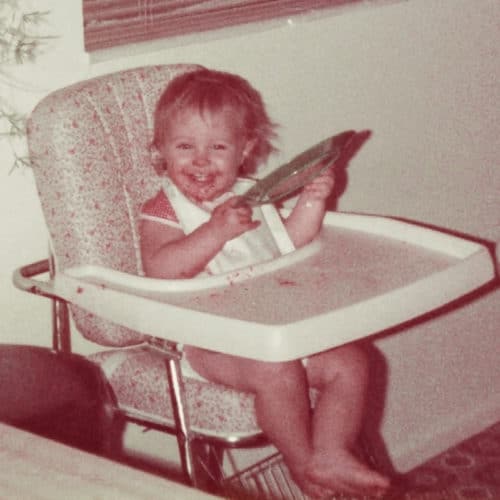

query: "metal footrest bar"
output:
224 448 385 500
224 452 307 500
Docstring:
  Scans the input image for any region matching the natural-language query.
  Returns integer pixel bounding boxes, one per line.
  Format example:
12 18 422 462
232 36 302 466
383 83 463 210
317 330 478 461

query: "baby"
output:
140 68 390 498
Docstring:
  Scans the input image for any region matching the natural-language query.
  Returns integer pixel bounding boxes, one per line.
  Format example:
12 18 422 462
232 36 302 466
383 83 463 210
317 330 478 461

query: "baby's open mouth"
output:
189 172 216 185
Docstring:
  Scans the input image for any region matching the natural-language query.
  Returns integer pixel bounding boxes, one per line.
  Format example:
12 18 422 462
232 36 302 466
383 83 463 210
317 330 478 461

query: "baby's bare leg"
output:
184 347 329 498
305 344 390 496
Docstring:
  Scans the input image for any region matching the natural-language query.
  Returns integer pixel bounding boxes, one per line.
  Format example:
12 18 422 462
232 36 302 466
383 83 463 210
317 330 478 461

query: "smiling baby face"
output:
159 106 254 203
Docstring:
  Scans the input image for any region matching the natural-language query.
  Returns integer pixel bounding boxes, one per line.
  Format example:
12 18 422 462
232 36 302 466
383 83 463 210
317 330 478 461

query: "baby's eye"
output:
177 143 193 150
212 143 227 151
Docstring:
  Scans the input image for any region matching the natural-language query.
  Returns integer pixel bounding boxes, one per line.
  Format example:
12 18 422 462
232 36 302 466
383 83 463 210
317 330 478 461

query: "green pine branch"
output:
1 1 52 170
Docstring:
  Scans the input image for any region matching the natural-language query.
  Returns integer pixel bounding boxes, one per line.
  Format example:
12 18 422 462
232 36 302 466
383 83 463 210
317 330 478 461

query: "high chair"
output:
14 63 271 495
13 64 497 498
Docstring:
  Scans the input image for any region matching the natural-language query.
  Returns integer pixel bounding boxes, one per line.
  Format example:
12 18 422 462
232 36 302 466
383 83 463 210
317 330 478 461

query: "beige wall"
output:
1 0 499 472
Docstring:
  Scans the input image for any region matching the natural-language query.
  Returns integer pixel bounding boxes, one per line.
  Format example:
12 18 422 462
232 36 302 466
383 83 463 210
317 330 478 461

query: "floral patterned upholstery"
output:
26 64 262 437
89 348 259 436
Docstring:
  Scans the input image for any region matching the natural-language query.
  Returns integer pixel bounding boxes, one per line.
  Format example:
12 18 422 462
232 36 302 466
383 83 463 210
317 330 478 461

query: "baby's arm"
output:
284 170 334 248
140 196 259 279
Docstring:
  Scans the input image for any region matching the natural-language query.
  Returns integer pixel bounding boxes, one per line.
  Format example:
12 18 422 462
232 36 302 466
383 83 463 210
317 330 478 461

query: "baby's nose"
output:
193 148 210 166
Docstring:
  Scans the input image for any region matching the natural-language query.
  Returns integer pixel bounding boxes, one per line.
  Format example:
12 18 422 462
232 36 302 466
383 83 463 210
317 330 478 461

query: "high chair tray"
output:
58 212 496 361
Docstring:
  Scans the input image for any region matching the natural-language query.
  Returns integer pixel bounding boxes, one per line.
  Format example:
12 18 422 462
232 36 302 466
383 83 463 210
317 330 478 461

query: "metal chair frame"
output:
13 258 268 494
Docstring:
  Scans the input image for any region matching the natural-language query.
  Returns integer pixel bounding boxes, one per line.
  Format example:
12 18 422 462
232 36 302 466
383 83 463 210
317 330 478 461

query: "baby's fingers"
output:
304 174 334 198
218 196 260 232
313 170 335 186
245 219 261 231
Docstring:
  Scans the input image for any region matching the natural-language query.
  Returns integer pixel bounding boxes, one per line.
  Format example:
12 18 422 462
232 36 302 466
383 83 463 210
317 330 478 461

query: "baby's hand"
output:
209 196 260 242
300 168 335 202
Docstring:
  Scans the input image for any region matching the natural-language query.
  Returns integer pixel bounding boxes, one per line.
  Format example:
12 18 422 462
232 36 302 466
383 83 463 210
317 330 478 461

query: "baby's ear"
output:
243 138 257 158
149 144 161 162
149 144 167 174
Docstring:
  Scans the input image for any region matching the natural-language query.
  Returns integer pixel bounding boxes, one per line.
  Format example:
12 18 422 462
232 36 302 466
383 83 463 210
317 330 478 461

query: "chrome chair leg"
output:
165 353 198 485
49 254 72 353
191 440 225 494
52 298 71 353
162 345 225 492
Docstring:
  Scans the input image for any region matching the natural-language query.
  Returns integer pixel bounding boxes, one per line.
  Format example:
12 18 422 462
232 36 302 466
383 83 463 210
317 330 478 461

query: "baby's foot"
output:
287 461 332 499
306 448 390 497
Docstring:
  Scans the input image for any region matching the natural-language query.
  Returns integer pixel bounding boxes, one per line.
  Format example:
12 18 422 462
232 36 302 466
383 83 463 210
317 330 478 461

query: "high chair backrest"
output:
27 64 201 346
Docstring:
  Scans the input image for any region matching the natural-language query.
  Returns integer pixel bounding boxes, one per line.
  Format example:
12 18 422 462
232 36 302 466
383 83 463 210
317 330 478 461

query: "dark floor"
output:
110 418 500 499
224 420 500 499
387 420 500 499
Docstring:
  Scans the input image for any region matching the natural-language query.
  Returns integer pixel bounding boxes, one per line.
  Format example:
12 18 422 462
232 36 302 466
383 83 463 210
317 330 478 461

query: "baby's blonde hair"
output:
153 68 278 175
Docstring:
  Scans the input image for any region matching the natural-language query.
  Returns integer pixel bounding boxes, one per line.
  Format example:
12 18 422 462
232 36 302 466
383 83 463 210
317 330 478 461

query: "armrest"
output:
12 259 58 299
12 259 185 360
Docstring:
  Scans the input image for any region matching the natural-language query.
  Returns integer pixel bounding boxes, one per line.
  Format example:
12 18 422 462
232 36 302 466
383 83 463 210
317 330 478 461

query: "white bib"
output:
162 179 295 275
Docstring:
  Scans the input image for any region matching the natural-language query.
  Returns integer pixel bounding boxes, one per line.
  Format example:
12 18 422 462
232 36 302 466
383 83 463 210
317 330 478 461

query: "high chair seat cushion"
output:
89 347 260 437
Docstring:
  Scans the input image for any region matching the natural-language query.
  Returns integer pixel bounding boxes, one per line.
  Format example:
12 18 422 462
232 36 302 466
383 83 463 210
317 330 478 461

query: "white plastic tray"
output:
56 212 496 361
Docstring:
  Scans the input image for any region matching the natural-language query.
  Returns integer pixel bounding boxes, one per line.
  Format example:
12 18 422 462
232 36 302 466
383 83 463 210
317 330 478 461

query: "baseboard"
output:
388 397 500 473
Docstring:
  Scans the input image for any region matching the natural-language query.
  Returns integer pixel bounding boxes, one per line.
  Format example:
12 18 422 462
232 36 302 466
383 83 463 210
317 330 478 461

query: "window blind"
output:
83 0 362 52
